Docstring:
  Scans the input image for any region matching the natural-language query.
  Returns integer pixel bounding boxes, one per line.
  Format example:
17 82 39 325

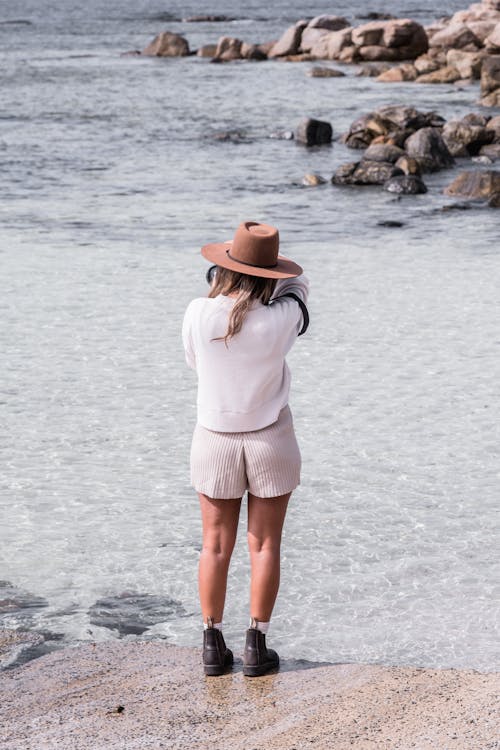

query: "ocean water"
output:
1 0 499 671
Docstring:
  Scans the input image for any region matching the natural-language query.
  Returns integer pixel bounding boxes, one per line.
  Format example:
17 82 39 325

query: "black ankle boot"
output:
202 618 234 676
243 619 279 677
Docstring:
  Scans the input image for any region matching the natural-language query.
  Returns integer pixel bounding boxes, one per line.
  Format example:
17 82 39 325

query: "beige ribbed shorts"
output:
190 406 301 499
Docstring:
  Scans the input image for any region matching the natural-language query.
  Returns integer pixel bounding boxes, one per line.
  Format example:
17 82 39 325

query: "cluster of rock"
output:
369 1 500 105
299 105 500 204
137 0 500 106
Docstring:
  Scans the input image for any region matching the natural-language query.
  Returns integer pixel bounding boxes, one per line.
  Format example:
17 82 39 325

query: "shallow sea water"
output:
1 0 499 671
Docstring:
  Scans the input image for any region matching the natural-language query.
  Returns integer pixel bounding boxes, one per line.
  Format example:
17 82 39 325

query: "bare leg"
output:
247 492 291 622
198 493 242 623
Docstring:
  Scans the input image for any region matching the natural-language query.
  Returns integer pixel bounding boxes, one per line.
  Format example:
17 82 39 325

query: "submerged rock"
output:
307 66 345 77
88 592 186 636
0 581 48 624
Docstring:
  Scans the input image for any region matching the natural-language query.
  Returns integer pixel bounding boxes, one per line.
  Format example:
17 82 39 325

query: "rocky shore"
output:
133 0 500 107
0 640 498 750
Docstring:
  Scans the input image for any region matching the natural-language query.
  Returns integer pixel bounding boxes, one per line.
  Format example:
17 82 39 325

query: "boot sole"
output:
243 659 279 678
204 664 227 676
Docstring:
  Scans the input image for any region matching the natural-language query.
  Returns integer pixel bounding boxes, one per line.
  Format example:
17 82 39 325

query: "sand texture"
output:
0 640 498 749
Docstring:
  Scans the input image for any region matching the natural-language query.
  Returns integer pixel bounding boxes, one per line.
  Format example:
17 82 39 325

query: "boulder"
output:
416 65 462 83
468 21 498 43
324 28 353 59
446 49 484 78
429 24 480 49
462 112 491 126
295 118 333 146
358 45 401 61
351 21 385 47
489 191 500 206
442 119 494 155
307 66 345 77
300 28 329 52
197 44 217 58
405 127 455 171
258 41 277 56
338 46 359 63
395 155 422 174
414 53 442 74
332 160 404 185
383 174 428 193
479 143 500 158
377 63 417 81
342 112 394 148
483 0 500 10
444 169 500 198
377 105 445 130
382 18 429 56
269 21 307 57
214 37 243 61
486 114 500 137
302 173 327 186
485 22 500 49
364 143 406 162
480 55 500 104
142 31 190 56
308 15 350 31
241 43 267 60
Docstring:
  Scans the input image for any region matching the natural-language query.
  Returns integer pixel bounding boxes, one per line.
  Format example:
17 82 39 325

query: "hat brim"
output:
201 241 302 279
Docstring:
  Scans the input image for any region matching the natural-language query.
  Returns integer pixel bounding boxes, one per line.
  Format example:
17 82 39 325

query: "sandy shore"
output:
0 640 498 750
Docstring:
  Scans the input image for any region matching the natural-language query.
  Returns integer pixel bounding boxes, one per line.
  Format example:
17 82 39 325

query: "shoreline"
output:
1 640 498 749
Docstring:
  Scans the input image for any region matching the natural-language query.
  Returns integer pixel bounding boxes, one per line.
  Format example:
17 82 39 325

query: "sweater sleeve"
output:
272 274 309 335
181 303 196 370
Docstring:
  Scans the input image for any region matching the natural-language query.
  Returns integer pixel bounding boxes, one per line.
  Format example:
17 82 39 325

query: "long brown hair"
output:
209 267 278 345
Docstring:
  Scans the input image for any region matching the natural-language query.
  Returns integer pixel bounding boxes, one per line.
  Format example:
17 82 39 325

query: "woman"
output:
182 221 308 677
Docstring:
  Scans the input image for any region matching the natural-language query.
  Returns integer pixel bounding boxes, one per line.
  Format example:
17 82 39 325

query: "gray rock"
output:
333 160 403 185
307 66 345 77
295 118 333 146
405 127 455 172
364 143 405 162
383 175 428 193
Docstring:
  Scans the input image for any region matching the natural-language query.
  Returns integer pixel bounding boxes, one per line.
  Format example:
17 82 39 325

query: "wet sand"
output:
0 639 498 749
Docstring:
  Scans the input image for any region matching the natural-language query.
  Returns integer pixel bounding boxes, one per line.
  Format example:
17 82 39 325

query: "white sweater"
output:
182 275 309 432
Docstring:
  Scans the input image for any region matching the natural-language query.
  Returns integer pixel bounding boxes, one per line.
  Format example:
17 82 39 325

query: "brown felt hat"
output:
201 221 302 279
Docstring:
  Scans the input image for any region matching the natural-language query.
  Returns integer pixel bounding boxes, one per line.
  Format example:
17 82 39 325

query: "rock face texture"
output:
481 54 500 103
444 169 500 197
295 118 333 146
0 641 498 750
142 32 190 56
